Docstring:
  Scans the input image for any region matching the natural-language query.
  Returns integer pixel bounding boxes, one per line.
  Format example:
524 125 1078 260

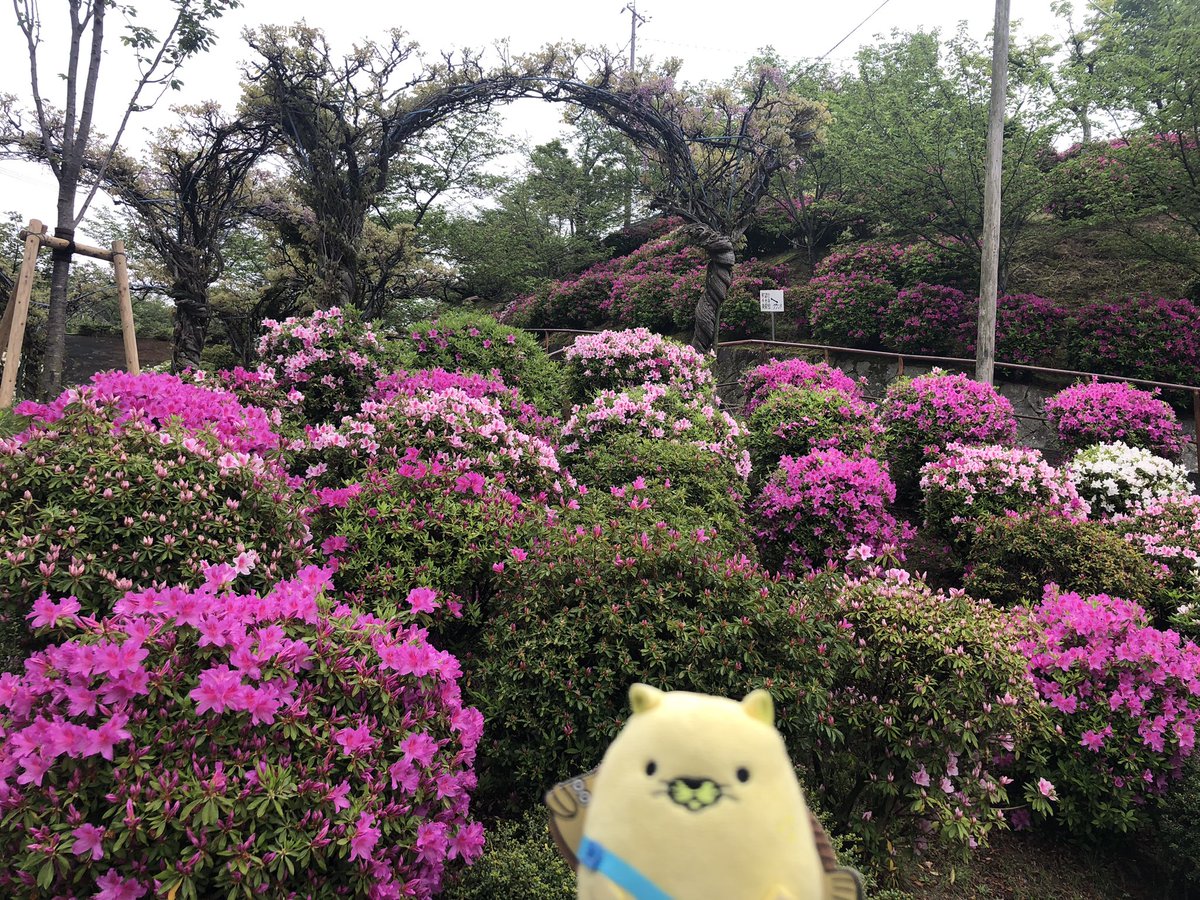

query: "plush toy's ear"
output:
629 683 664 714
741 689 774 725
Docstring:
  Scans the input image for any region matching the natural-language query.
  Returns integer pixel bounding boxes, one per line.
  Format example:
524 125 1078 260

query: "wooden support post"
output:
0 279 17 354
112 240 139 375
1194 388 1200 476
975 0 1011 387
1 221 45 409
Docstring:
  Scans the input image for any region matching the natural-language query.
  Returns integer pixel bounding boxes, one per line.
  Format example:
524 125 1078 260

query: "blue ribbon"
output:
578 836 674 900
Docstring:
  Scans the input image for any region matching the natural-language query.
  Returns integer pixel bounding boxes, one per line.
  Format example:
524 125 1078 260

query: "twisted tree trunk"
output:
683 224 735 354
171 288 210 373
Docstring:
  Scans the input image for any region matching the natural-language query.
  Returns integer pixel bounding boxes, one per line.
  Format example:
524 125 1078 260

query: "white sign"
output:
759 290 785 313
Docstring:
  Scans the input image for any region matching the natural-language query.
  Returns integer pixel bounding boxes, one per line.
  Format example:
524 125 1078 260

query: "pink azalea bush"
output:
0 566 484 898
1018 585 1200 834
880 371 1018 501
1073 294 1200 387
805 568 1041 859
919 444 1089 550
1045 380 1186 459
741 357 864 416
747 387 882 480
563 329 715 403
807 272 897 349
15 371 281 457
955 293 1070 367
753 449 913 574
880 283 972 356
396 312 564 414
293 388 568 500
253 307 398 425
560 384 751 481
813 241 905 283
370 368 558 441
0 400 310 655
1111 494 1200 633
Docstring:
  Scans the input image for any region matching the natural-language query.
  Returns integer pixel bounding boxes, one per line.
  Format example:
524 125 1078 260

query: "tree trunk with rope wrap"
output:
683 224 735 354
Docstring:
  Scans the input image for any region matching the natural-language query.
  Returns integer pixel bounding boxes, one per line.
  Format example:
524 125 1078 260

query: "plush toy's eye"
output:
646 761 657 777
736 767 751 783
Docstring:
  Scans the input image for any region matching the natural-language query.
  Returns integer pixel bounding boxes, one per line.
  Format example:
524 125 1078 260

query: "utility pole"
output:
975 0 1011 386
622 2 648 69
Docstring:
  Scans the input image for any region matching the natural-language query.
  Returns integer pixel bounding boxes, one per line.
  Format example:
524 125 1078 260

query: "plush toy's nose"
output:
667 777 723 811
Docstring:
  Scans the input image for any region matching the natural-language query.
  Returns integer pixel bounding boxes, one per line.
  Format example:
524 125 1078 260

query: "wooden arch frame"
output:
0 218 140 410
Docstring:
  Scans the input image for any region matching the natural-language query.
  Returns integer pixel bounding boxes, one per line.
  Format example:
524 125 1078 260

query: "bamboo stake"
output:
0 219 45 410
112 240 139 375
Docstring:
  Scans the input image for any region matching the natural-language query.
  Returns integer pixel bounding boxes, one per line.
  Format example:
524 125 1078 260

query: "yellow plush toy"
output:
546 684 863 900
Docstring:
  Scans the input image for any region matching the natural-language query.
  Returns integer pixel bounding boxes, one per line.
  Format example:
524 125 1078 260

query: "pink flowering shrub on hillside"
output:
0 566 484 898
919 444 1089 550
15 371 281 457
563 329 715 403
881 371 1018 501
0 401 310 661
561 384 750 480
805 569 1041 859
1072 294 1200 387
954 293 1070 367
808 272 897 348
813 241 905 283
741 357 863 416
294 388 567 499
880 283 972 356
1018 586 1200 834
753 449 912 574
253 307 398 425
1046 380 1186 459
503 235 789 337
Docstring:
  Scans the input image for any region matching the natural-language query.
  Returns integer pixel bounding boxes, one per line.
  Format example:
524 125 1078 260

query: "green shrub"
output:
964 514 1160 608
310 461 547 648
442 808 575 900
562 436 749 555
400 311 565 414
469 521 840 814
804 571 1044 864
747 386 881 481
1150 757 1200 892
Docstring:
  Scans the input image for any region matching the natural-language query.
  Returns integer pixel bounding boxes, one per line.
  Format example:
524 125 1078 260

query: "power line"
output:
803 0 897 73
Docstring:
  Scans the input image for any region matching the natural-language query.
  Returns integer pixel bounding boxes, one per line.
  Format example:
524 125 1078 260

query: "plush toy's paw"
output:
761 886 798 900
826 867 865 900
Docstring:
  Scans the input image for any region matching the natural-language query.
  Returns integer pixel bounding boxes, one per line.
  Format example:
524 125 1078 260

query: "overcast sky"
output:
1 0 1066 244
